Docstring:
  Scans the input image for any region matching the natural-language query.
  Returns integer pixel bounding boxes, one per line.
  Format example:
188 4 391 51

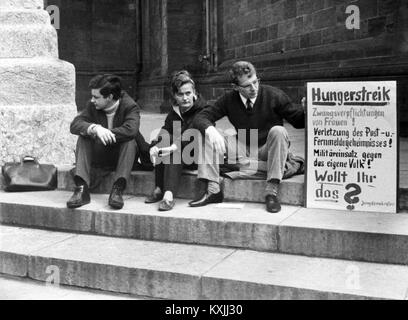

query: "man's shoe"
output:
266 195 281 213
67 185 90 209
109 185 124 210
158 199 175 211
145 191 163 204
188 191 223 207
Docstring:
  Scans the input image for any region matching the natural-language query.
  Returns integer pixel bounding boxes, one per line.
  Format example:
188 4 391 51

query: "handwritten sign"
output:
306 81 398 213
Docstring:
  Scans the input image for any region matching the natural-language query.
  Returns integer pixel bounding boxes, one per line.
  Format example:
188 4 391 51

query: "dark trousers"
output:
154 150 197 195
75 136 138 187
154 163 183 195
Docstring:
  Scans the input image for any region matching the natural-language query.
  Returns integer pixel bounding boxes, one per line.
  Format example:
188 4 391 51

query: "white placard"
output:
306 81 398 213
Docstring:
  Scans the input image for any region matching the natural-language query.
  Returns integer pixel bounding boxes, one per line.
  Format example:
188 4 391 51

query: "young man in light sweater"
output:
190 61 305 213
67 74 141 210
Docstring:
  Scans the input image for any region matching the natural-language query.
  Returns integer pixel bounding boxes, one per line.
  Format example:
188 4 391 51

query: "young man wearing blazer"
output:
67 74 141 210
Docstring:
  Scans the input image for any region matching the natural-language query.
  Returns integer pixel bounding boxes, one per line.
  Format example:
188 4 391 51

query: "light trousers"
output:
197 126 290 184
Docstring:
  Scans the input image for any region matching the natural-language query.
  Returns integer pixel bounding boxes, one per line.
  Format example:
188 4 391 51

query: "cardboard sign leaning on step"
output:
306 81 398 213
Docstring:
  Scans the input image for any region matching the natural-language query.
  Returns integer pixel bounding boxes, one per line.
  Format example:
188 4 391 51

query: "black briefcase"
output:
1 156 57 192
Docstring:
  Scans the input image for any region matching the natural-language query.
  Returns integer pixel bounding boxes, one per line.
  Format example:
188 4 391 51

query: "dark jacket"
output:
152 96 206 150
70 91 141 143
193 85 305 147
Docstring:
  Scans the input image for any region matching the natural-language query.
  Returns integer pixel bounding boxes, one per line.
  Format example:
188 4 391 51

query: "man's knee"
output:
120 139 138 152
76 135 93 148
268 126 288 141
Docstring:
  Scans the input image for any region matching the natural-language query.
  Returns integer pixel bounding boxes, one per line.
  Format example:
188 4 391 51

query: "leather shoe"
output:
67 185 90 209
189 191 223 207
109 185 124 210
266 195 281 213
145 191 163 204
158 199 175 211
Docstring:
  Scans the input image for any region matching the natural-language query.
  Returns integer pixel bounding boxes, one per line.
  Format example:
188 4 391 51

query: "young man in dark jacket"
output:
67 74 141 210
190 61 305 213
145 71 205 211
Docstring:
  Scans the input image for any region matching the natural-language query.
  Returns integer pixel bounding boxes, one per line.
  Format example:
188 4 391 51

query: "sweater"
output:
152 96 206 150
70 91 141 143
193 85 305 147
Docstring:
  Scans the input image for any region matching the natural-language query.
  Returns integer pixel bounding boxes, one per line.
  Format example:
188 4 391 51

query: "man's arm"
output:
70 101 96 136
150 113 174 148
192 95 228 135
110 103 141 143
192 96 229 154
275 90 305 129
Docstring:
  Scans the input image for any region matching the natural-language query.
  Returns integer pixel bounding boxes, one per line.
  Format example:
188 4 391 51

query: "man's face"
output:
174 83 196 111
234 73 259 100
91 89 113 111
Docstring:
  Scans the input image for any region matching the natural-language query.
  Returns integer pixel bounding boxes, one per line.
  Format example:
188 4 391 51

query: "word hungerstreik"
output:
312 86 391 106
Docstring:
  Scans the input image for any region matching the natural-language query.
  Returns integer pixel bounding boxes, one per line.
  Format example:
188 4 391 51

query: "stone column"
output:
138 0 204 112
0 0 77 165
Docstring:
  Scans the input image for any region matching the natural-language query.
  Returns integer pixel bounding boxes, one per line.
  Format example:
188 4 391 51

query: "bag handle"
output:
20 156 39 165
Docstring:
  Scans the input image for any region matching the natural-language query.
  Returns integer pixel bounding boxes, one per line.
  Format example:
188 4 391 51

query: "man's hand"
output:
95 126 116 146
149 146 160 166
158 144 178 157
205 126 226 155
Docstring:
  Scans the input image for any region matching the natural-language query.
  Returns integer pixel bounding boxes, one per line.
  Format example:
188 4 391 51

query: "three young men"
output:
68 62 305 213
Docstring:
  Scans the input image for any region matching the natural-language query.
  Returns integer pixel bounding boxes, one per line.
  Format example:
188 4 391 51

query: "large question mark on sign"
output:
344 183 362 211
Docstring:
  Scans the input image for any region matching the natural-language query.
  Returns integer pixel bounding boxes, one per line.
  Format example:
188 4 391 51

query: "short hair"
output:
229 61 257 85
89 74 122 100
171 70 196 95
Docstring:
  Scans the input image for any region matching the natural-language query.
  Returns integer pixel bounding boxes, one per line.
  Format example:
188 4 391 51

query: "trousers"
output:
197 126 290 184
74 136 138 187
154 149 197 195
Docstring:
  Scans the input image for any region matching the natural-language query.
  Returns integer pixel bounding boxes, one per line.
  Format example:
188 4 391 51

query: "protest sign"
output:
306 81 398 213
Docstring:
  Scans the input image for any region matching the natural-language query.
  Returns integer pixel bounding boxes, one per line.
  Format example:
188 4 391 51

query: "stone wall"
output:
41 0 408 134
167 0 204 73
220 0 398 64
137 0 204 112
197 0 408 135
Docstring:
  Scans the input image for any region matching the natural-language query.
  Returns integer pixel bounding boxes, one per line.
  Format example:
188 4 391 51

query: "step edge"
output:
0 245 401 300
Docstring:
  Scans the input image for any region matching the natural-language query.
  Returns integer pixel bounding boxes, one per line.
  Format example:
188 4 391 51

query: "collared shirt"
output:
239 93 257 109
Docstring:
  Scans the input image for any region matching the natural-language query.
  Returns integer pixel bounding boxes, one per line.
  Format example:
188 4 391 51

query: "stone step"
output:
1 190 408 265
0 26 57 58
0 275 142 300
0 58 75 107
55 165 408 210
56 166 305 207
2 224 408 300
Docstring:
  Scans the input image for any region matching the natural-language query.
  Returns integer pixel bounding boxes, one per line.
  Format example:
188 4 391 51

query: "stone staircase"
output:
1 168 408 299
